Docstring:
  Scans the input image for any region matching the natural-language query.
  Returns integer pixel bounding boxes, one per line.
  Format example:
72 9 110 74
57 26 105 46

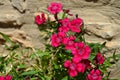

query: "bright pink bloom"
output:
47 2 62 14
62 36 76 45
64 59 91 77
87 69 102 80
35 13 46 25
64 60 71 68
72 59 91 73
51 33 62 47
62 36 76 50
79 60 91 73
70 18 83 33
58 31 66 38
5 75 12 80
59 18 71 27
0 76 4 80
94 53 105 65
51 32 65 47
64 60 78 77
68 69 78 77
58 18 71 33
72 42 91 61
58 26 69 33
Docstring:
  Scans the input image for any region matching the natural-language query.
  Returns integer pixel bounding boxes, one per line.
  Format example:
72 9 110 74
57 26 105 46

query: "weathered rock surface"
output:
11 0 26 13
0 0 120 79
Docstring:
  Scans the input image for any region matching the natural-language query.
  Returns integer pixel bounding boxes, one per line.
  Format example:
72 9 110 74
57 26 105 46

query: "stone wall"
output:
0 0 120 79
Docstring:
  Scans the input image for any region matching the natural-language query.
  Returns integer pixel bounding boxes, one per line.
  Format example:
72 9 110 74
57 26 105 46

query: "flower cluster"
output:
35 2 105 80
0 75 12 80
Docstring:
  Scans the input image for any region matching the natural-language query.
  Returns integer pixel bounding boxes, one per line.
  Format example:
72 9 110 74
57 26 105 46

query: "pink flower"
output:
0 76 4 80
58 26 69 33
68 69 78 77
79 60 91 73
70 18 83 33
71 42 91 60
72 59 91 73
51 33 65 47
86 69 102 80
51 33 61 47
64 60 71 68
35 13 46 25
47 2 62 14
59 18 71 27
58 31 66 38
94 53 105 65
62 36 76 50
64 60 78 77
64 59 91 77
58 18 71 33
5 75 12 80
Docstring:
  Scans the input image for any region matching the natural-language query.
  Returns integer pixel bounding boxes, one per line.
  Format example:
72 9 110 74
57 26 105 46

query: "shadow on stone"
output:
85 0 98 3
0 22 22 29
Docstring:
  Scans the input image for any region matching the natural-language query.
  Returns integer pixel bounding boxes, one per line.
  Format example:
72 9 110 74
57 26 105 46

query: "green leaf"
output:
30 78 37 80
89 53 96 61
18 64 26 69
62 76 68 80
115 54 120 58
65 50 71 54
45 76 52 80
37 51 49 57
0 32 20 50
53 62 59 69
20 71 39 76
113 50 117 62
0 32 12 43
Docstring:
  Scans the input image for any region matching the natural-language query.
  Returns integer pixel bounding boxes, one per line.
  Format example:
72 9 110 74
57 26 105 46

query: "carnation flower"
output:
51 33 62 47
51 32 65 47
47 2 62 14
62 36 76 50
69 18 83 33
59 18 71 27
58 26 69 33
94 53 105 65
5 75 12 80
0 76 4 80
64 59 91 77
35 13 46 25
72 59 91 73
86 69 102 80
0 75 12 80
71 42 91 61
64 60 79 77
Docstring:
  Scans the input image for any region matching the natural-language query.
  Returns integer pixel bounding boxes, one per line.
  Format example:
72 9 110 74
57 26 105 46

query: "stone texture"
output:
11 0 26 13
19 13 35 24
20 24 45 49
0 30 32 47
0 10 21 26
110 0 120 8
